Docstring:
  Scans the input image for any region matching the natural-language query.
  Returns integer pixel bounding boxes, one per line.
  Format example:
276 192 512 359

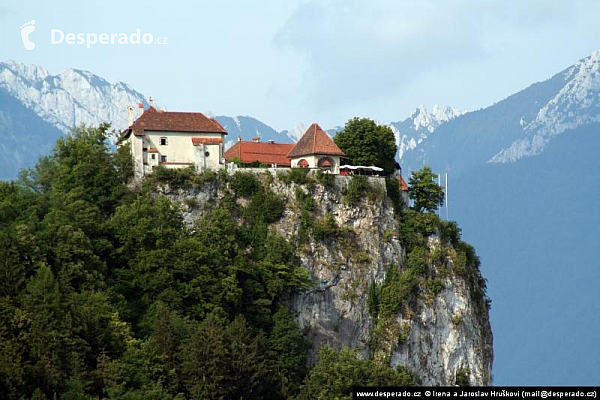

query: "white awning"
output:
339 165 384 172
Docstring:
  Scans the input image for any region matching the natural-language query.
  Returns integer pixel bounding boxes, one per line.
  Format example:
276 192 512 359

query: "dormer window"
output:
160 137 168 145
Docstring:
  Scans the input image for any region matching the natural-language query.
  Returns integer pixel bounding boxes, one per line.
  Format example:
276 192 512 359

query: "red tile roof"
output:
225 141 295 167
192 137 223 146
399 175 409 191
147 147 159 153
287 123 345 158
124 106 227 136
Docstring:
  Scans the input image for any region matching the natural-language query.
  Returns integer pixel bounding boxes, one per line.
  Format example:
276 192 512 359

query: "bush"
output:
150 165 196 189
195 169 218 186
294 187 316 211
456 368 470 386
440 220 461 246
315 169 335 189
427 276 444 296
230 171 261 198
343 175 372 206
313 213 339 241
385 176 405 216
299 346 417 399
398 209 438 248
367 279 380 318
259 191 285 223
184 197 199 208
147 166 219 190
280 168 312 185
377 265 419 318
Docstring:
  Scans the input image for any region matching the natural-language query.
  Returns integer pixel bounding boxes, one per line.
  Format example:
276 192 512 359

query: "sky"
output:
2 0 600 132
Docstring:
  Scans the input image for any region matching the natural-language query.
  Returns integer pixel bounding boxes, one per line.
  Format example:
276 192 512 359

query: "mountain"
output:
0 60 147 136
390 105 464 162
215 115 295 149
450 122 600 385
398 50 600 385
0 87 63 180
400 50 600 176
0 60 150 180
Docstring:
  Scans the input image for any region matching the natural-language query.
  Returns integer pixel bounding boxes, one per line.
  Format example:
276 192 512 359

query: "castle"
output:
121 104 346 178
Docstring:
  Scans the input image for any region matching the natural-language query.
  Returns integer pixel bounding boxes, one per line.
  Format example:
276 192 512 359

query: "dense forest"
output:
0 125 420 399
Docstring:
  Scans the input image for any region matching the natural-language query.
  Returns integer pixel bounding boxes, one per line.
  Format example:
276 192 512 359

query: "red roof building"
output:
122 106 226 137
399 175 409 191
287 123 345 158
225 139 295 167
287 123 345 173
120 105 228 178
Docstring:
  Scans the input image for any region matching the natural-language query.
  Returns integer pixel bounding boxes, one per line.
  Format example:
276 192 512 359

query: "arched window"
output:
318 157 333 170
297 159 309 168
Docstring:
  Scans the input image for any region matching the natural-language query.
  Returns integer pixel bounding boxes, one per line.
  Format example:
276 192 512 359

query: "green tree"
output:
269 306 308 396
182 318 229 399
299 346 417 399
408 166 444 213
334 117 397 174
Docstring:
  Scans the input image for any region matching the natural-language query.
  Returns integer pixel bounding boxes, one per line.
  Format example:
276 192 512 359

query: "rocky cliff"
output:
157 170 493 386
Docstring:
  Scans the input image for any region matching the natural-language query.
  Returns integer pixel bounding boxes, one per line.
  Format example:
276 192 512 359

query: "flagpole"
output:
445 173 449 220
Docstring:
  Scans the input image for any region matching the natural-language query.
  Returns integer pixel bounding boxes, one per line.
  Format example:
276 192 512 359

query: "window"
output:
160 137 168 145
204 151 210 157
160 155 167 163
151 154 156 160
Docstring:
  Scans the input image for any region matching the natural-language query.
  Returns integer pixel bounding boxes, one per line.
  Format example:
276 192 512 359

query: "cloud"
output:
274 0 584 113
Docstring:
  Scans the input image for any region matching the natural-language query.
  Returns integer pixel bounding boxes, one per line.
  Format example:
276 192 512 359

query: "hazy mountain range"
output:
0 60 461 180
2 51 600 384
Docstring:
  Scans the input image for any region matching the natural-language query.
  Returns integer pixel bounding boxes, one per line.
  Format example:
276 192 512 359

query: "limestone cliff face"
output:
158 171 493 386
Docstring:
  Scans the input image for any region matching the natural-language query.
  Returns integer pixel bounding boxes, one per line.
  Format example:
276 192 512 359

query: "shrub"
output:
427 276 444 296
398 209 438 248
440 220 461 246
230 171 261 198
150 165 196 189
280 168 312 185
243 190 284 224
315 169 335 189
343 175 372 206
194 169 218 186
452 314 463 328
367 279 380 318
312 213 339 241
456 368 470 386
385 176 405 216
406 246 427 275
184 197 199 208
294 187 316 211
378 265 418 318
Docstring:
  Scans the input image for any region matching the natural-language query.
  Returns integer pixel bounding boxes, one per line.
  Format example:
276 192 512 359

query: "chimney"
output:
267 140 274 144
149 96 154 107
137 102 144 120
238 135 242 142
127 105 135 126
252 136 260 143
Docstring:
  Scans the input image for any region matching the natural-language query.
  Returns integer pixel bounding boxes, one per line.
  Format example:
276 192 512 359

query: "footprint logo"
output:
20 20 36 50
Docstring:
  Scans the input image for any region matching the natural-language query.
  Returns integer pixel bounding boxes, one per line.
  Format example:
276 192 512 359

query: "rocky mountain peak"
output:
0 60 147 138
